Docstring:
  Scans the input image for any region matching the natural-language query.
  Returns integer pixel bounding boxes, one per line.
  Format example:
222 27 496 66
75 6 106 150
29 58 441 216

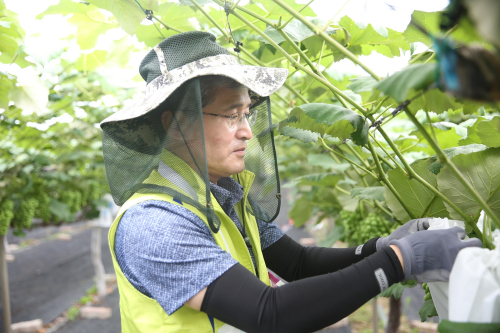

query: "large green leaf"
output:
318 225 345 247
409 89 485 115
437 148 500 221
0 74 13 110
459 117 490 146
279 126 319 143
347 76 377 93
8 73 49 112
384 159 449 222
289 194 312 227
74 50 108 72
307 153 350 172
68 12 116 50
375 63 436 103
135 23 174 47
350 186 385 202
87 0 146 35
419 299 438 321
255 19 338 44
339 16 410 58
410 125 462 155
284 172 342 188
403 11 484 46
477 116 500 148
280 103 369 145
428 144 489 174
36 0 90 18
157 2 199 33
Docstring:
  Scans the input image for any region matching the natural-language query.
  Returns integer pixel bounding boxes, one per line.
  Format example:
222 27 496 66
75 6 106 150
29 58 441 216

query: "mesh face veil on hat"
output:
100 31 288 232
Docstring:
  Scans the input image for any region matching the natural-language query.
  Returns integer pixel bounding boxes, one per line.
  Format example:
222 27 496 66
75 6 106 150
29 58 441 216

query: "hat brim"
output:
101 54 288 125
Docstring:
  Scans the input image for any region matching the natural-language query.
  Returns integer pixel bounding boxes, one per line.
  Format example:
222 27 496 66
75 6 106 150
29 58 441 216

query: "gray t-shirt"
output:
114 177 284 315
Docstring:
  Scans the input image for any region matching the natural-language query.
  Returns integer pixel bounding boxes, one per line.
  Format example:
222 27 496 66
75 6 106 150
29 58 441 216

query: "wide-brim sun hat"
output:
101 31 288 125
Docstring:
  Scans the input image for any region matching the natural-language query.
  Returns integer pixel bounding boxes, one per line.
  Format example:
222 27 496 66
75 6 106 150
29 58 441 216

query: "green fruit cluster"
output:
60 191 83 214
13 198 39 229
0 200 14 236
33 179 51 222
422 282 433 302
341 211 394 245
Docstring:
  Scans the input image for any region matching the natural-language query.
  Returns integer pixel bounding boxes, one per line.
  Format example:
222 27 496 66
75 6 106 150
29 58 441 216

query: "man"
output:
100 32 481 332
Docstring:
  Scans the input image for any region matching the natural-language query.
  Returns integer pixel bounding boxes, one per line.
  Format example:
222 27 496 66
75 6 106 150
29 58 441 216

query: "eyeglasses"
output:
202 110 258 130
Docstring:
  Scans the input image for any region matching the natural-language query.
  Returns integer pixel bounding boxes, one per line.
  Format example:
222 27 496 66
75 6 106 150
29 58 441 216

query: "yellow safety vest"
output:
108 151 271 332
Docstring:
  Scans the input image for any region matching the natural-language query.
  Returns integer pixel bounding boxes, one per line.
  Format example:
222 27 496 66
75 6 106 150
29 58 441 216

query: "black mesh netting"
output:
101 78 280 232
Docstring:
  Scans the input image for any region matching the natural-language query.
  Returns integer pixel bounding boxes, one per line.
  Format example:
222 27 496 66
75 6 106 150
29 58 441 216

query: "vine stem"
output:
276 29 349 109
352 161 402 225
278 0 315 29
272 0 381 81
190 0 309 104
369 133 400 171
320 138 377 178
366 139 416 220
404 108 500 232
213 0 367 114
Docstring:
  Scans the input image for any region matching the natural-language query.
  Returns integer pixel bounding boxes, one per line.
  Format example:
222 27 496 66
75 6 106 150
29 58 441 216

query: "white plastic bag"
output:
424 217 467 320
448 242 500 323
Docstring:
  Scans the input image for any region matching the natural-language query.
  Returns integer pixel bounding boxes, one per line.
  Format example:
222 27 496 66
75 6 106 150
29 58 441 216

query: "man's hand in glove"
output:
389 226 482 282
376 218 430 251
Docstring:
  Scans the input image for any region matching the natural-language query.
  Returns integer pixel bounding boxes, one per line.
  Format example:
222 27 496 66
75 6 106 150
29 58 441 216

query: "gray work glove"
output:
389 226 482 282
376 218 430 251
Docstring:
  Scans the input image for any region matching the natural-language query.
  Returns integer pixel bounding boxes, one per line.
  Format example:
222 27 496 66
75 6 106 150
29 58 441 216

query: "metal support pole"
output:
0 235 12 333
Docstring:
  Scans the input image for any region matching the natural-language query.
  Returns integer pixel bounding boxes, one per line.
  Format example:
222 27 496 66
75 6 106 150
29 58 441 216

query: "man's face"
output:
202 85 253 183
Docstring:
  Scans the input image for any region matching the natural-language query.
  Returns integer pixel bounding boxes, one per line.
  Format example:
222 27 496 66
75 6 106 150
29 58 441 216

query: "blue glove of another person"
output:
376 218 430 251
389 226 482 282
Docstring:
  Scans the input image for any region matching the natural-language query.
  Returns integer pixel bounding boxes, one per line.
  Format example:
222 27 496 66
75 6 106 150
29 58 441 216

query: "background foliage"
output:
1 0 500 320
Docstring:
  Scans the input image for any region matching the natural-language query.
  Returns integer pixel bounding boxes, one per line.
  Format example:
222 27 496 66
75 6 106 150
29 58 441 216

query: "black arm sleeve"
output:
263 234 380 281
201 247 403 333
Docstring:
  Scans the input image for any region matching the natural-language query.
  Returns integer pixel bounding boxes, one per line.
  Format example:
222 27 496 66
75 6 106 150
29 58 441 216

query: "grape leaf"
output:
347 76 377 93
36 0 90 18
375 63 437 103
284 173 342 188
477 116 500 148
255 19 338 45
318 225 345 247
87 0 145 35
307 153 350 172
339 16 410 58
419 299 438 321
74 50 108 72
49 199 72 221
409 89 485 115
280 103 368 145
437 148 500 221
0 74 13 110
459 117 490 146
68 12 116 50
8 73 49 112
403 11 484 46
384 159 449 222
350 186 385 202
379 281 416 300
428 144 489 174
289 194 312 227
279 126 319 143
410 125 462 155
